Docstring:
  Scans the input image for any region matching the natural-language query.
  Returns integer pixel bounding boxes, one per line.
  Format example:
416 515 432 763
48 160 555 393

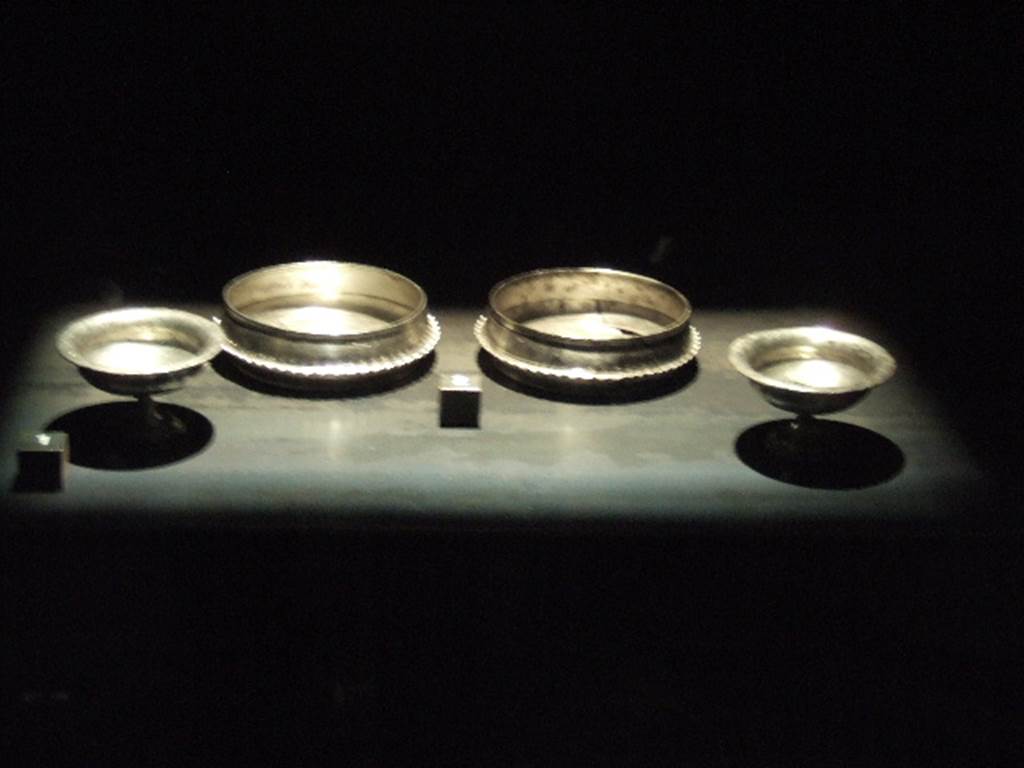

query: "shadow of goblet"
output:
735 417 905 490
45 401 214 470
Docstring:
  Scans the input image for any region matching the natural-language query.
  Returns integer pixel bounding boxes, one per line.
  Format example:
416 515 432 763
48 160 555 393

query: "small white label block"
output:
439 373 482 428
17 431 69 491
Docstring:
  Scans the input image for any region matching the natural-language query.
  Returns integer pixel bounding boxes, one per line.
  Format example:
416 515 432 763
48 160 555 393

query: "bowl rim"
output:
487 266 693 349
56 307 224 377
727 325 896 395
221 260 429 342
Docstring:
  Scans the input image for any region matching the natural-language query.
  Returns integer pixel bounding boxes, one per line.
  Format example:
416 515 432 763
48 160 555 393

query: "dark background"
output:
3 5 1021 764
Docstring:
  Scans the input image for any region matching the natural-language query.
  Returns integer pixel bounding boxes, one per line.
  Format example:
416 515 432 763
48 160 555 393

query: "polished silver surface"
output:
475 267 700 387
220 261 440 386
56 307 224 396
728 326 896 415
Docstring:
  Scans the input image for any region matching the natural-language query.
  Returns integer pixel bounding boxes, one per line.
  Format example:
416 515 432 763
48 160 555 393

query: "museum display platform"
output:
0 305 997 529
2 306 1018 764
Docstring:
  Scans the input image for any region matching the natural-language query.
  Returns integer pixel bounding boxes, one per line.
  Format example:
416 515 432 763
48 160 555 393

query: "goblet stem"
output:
772 413 819 455
138 394 161 431
136 394 186 438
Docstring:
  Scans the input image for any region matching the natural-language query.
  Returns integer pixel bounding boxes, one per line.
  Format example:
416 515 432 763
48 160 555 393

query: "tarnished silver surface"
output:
475 267 700 386
728 326 896 415
56 307 224 396
219 261 440 386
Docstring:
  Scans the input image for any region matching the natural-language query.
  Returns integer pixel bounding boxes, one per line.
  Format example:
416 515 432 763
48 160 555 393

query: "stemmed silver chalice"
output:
729 326 899 487
56 307 224 438
729 326 896 416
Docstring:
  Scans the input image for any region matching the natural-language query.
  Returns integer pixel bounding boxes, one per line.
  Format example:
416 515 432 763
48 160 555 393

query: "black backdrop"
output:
5 6 1013 306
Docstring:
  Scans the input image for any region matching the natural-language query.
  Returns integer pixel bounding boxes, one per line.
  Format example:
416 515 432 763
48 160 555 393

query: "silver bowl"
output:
475 267 700 388
728 326 896 415
56 307 224 397
219 261 440 387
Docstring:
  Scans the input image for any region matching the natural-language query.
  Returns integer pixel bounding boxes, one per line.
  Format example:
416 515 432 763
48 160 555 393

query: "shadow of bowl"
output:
45 402 214 470
477 350 699 405
212 353 435 400
735 418 905 490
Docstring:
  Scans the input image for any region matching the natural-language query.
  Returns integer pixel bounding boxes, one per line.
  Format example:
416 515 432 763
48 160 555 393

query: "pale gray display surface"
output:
1 306 988 528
